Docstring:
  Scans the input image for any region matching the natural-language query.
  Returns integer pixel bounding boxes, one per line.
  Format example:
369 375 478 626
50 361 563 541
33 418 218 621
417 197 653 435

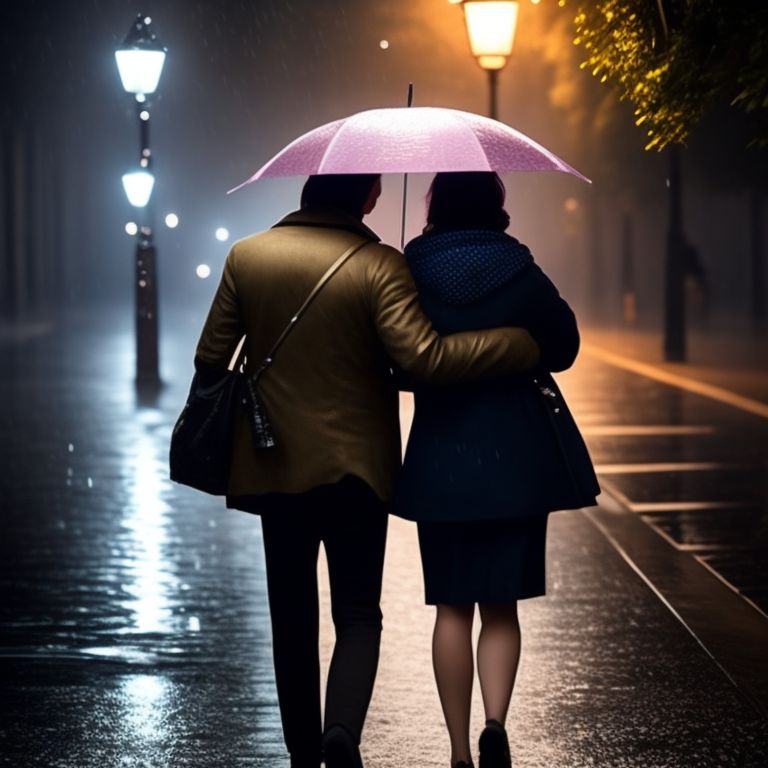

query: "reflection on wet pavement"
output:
120 432 175 636
644 508 766 547
1 312 284 766
559 354 768 614
2 310 767 767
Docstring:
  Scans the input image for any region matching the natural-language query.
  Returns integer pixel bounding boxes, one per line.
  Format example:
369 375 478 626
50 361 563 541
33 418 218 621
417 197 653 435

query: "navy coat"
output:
395 229 600 522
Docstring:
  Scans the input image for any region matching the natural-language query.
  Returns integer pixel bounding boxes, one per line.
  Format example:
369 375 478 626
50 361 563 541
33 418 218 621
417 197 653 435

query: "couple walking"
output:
194 171 598 768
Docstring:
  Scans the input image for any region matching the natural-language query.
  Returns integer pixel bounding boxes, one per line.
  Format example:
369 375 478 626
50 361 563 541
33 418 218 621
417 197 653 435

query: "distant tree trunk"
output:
621 211 636 325
26 128 45 314
587 189 604 325
58 126 81 309
41 137 57 312
8 129 28 318
1 128 11 318
750 184 765 333
663 144 686 361
1 126 53 319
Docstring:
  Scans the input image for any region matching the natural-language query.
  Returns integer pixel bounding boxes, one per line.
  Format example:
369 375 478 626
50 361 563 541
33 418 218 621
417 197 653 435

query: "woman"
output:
397 172 599 768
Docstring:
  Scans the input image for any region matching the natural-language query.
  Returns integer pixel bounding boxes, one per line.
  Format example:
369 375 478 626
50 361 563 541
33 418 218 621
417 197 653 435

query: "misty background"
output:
2 0 764 333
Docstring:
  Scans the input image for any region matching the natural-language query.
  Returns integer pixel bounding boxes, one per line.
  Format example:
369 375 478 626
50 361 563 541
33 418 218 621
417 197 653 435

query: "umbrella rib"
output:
455 112 493 172
316 119 356 175
267 119 346 176
228 119 347 191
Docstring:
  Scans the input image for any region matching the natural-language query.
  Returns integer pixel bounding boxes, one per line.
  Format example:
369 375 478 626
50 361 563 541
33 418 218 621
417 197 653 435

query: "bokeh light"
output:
164 213 179 228
196 264 211 279
215 227 230 242
125 221 138 236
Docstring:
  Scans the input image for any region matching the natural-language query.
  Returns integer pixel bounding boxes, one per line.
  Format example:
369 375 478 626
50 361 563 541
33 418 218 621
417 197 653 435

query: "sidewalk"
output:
582 325 768 405
360 510 768 767
1 310 767 767
572 323 768 617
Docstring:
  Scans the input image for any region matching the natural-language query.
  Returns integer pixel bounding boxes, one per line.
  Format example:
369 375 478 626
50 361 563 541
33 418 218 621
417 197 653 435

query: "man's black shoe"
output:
322 724 364 768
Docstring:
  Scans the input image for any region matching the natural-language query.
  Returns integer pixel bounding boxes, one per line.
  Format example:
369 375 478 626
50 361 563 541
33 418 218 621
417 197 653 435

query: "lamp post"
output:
459 1 519 120
116 13 166 385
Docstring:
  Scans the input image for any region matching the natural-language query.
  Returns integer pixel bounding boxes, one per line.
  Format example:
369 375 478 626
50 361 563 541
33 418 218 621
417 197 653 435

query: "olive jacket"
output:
195 208 540 504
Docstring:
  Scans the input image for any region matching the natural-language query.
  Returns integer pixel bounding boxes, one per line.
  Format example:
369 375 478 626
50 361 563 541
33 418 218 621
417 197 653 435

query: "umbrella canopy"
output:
229 106 589 193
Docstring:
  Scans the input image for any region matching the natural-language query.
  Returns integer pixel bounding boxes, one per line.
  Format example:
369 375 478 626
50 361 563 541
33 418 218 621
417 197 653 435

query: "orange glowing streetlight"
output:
459 0 519 119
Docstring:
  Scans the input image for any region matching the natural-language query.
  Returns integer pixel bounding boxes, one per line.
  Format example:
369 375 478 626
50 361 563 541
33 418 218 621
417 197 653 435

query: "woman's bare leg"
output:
432 603 476 766
477 602 521 725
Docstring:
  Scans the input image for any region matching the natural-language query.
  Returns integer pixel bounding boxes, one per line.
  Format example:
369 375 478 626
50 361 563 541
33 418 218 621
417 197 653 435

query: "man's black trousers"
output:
257 476 388 767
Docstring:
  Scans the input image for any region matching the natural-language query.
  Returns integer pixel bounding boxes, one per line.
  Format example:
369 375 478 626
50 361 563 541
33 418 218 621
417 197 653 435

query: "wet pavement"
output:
565 336 768 614
2 310 767 767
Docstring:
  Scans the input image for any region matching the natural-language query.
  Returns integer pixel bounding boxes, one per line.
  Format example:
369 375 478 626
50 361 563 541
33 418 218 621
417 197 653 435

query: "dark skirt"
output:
417 514 549 605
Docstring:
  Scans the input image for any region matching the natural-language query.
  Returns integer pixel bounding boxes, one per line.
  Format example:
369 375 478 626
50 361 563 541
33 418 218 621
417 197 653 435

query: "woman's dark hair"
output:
425 171 510 233
300 173 381 218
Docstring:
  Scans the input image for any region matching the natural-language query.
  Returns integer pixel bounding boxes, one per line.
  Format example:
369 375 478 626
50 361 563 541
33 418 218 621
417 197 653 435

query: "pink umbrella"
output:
229 106 589 192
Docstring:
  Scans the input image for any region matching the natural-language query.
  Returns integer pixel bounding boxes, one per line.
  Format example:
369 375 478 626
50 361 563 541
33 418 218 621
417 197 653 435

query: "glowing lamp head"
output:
461 1 519 70
115 13 167 95
122 170 155 208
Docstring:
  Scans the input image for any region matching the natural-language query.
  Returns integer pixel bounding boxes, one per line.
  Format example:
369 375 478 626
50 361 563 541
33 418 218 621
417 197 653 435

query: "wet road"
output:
558 345 768 613
1 310 767 767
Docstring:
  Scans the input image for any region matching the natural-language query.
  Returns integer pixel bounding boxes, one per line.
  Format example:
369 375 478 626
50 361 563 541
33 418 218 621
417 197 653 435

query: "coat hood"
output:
404 229 533 306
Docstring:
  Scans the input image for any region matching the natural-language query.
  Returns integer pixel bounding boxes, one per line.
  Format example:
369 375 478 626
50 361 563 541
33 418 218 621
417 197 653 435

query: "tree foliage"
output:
530 2 662 198
570 0 768 150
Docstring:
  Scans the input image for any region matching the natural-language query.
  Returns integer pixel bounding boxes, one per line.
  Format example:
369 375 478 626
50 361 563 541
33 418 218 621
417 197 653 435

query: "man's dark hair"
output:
300 174 381 218
425 171 510 233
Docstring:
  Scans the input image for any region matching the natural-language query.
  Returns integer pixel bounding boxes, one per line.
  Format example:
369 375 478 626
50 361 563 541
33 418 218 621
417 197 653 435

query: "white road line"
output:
597 478 633 509
582 425 715 436
582 343 768 420
642 521 692 552
595 461 732 474
641 523 737 553
596 479 751 516
633 501 756 513
693 555 768 621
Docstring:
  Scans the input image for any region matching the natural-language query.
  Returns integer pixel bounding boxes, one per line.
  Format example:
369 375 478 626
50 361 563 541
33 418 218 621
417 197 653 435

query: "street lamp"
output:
460 1 519 120
122 169 156 208
116 13 167 386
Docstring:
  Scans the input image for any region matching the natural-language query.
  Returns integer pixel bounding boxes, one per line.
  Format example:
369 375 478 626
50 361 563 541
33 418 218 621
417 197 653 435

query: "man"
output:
195 173 539 768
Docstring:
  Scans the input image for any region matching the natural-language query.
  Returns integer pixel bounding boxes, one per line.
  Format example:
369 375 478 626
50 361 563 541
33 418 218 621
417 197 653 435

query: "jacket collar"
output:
273 207 381 242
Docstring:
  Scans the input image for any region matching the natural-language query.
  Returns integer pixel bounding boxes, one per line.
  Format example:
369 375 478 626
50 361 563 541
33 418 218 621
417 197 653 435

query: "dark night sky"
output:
2 0 764 324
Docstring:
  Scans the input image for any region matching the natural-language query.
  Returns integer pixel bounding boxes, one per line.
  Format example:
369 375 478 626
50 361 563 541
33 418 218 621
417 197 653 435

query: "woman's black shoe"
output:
478 719 511 768
322 724 364 768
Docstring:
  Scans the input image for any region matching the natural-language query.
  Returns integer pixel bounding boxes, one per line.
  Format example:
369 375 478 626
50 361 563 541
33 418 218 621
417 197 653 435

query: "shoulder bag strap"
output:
250 237 370 381
227 336 248 372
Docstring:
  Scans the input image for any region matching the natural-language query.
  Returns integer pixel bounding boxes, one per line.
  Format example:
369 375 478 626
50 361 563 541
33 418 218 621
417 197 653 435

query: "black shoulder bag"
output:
169 238 369 495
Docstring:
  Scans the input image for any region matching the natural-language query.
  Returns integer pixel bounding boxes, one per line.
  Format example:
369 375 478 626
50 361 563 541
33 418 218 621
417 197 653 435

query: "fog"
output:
3 0 765 332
